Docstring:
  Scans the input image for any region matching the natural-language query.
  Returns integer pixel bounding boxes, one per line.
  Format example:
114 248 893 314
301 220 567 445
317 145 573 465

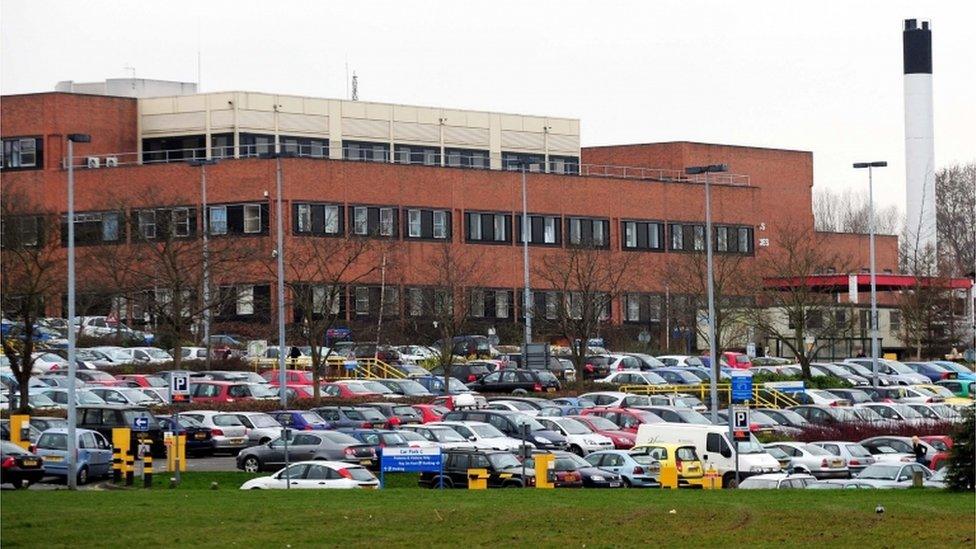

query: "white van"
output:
635 424 780 488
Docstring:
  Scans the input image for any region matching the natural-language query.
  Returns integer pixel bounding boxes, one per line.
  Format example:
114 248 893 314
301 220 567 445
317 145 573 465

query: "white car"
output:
38 387 106 408
896 386 944 404
29 352 69 373
808 441 877 475
656 355 706 368
842 359 929 385
578 391 652 408
395 345 439 364
428 421 528 452
399 425 477 449
856 403 930 426
847 462 933 488
231 412 287 445
905 402 962 422
797 389 849 406
597 370 667 386
241 461 379 490
332 379 403 399
88 387 158 407
763 442 849 479
538 417 614 455
738 472 818 489
485 400 543 416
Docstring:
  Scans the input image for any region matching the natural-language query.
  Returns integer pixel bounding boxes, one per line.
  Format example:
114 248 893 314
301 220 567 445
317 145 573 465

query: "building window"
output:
694 226 705 251
381 286 399 317
543 217 557 244
1 216 41 248
172 208 191 237
433 211 448 239
395 144 439 166
379 208 395 236
468 214 482 240
236 286 254 315
470 289 486 318
407 210 422 237
445 148 488 169
625 294 640 322
621 220 665 251
239 134 274 158
138 211 156 239
209 206 227 235
408 288 424 317
433 289 452 316
142 135 205 163
624 222 637 248
544 292 559 320
548 155 580 175
355 287 369 316
343 141 390 163
493 215 508 242
889 310 901 332
324 205 340 234
495 291 510 319
243 205 262 234
61 212 123 246
517 214 561 246
717 226 729 252
568 292 583 320
211 133 233 159
101 212 119 241
280 136 328 158
738 227 753 253
354 207 368 235
296 204 312 233
569 219 582 245
2 137 42 170
502 152 545 172
466 212 511 243
312 285 341 315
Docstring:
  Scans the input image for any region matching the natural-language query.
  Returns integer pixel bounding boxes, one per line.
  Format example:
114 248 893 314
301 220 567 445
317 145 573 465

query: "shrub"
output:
751 372 852 390
944 405 975 491
793 420 957 443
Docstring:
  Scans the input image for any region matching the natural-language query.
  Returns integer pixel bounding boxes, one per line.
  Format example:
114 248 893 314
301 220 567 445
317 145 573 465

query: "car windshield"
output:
78 390 105 404
741 479 779 489
488 453 523 470
121 411 158 428
926 386 955 398
882 360 914 374
342 383 372 394
498 401 535 412
843 363 873 377
468 423 505 438
120 389 154 403
555 454 589 470
142 376 167 387
398 431 426 442
580 416 617 431
446 378 469 391
249 384 278 398
674 395 704 408
213 414 244 427
931 405 960 419
392 406 417 416
144 348 171 360
765 446 788 459
177 416 203 428
321 432 359 445
775 409 807 425
362 381 394 394
431 428 466 442
844 444 871 457
554 418 591 435
510 414 545 432
378 432 408 445
736 434 766 454
889 404 923 419
937 362 970 374
803 444 832 456
924 439 949 452
37 432 68 450
343 466 375 482
247 414 280 428
301 412 326 424
675 410 712 424
393 380 430 395
858 464 901 480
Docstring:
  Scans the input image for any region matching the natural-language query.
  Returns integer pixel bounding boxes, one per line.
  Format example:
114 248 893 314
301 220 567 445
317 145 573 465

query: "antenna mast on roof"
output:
351 71 359 101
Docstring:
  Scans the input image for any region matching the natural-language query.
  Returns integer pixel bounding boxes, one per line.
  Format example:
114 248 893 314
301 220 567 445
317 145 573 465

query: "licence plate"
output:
609 482 621 488
195 433 206 440
45 455 63 462
546 387 556 393
21 459 38 467
360 460 373 466
230 438 245 445
831 460 843 467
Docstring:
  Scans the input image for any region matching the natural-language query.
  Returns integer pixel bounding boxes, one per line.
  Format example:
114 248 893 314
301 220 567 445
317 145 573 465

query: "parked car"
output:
722 352 752 369
374 378 433 397
108 347 173 365
412 404 451 423
269 410 332 431
790 405 877 426
653 368 704 385
656 355 706 368
237 431 377 473
859 436 947 469
578 391 652 408
33 428 112 485
537 417 614 455
810 363 869 385
585 449 662 487
262 369 316 386
156 415 216 457
569 415 636 449
628 443 699 486
430 421 527 452
580 407 663 433
320 381 381 399
636 406 711 425
903 361 955 382
76 404 164 457
178 411 249 453
360 402 423 426
929 361 975 381
440 409 569 451
399 424 478 449
580 355 614 380
907 403 962 423
527 450 623 488
808 441 876 475
763 442 849 479
754 408 809 429
429 362 494 383
29 416 68 433
190 380 278 403
74 370 121 387
597 370 667 386
842 358 929 385
856 403 928 425
823 388 873 405
229 412 285 444
417 448 534 489
739 472 818 489
88 387 158 407
414 375 475 396
935 379 975 399
0 440 45 489
466 368 560 394
792 389 849 406
851 462 933 488
311 406 391 429
115 374 168 389
240 460 379 490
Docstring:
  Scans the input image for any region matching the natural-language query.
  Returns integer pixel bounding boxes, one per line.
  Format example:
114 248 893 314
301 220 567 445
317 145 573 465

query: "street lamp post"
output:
685 164 728 424
65 133 91 490
853 161 887 387
274 154 288 408
520 162 532 346
188 159 218 371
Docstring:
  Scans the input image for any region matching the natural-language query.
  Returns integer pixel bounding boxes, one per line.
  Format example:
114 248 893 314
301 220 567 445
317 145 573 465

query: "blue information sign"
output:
132 416 150 432
730 371 753 403
379 447 444 489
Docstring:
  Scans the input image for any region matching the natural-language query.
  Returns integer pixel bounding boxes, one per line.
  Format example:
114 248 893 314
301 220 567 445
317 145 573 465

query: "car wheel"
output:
242 456 261 473
77 466 89 486
12 478 27 490
569 445 585 457
622 477 632 488
722 472 738 489
512 389 528 395
259 438 271 445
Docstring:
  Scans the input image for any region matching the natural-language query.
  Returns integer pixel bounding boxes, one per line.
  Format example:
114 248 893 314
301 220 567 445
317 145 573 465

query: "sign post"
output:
729 405 750 487
168 371 192 485
379 447 444 489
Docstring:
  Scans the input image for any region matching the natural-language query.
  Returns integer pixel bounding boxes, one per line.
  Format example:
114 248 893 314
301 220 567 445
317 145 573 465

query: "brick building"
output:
1 83 900 349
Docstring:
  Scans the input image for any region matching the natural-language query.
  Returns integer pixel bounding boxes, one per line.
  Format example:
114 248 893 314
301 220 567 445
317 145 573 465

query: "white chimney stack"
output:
903 18 937 256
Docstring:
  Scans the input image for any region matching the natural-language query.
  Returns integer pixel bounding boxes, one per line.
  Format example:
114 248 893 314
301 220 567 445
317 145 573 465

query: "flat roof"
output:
582 140 812 155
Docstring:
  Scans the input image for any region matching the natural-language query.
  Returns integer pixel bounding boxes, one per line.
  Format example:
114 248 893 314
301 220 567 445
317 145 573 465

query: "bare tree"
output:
418 244 482 394
284 236 387 397
746 223 856 379
935 162 976 277
534 245 634 382
813 188 901 235
1 191 63 413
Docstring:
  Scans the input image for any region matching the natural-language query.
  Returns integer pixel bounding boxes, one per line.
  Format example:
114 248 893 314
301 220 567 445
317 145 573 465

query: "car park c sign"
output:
380 447 444 489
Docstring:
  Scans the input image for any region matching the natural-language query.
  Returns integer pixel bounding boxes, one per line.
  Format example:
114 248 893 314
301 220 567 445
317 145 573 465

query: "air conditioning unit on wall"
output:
105 156 119 167
86 156 101 168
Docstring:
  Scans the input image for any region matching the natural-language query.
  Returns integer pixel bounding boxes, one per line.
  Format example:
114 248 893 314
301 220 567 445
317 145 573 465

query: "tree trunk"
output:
16 371 31 415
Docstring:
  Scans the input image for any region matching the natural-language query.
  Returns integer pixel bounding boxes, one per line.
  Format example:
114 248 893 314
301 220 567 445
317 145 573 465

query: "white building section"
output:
902 19 937 256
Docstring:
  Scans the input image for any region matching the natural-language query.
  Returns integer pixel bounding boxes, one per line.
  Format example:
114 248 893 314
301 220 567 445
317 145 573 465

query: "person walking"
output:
288 346 302 363
911 436 928 466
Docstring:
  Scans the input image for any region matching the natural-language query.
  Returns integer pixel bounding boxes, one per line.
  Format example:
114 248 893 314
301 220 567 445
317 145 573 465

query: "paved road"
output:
1 455 241 490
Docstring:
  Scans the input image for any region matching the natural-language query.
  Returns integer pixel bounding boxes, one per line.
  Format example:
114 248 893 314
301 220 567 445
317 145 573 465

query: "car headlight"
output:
750 466 764 472
591 475 605 481
534 436 549 444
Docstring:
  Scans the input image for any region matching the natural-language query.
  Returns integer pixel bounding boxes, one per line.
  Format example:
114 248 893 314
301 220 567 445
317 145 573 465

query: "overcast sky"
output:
2 1 973 211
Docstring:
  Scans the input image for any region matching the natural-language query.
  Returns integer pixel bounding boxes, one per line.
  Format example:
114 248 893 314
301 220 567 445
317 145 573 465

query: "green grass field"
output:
2 473 973 548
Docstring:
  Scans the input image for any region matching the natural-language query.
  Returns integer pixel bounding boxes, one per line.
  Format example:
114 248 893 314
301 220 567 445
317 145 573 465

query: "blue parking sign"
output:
730 371 753 403
132 417 150 432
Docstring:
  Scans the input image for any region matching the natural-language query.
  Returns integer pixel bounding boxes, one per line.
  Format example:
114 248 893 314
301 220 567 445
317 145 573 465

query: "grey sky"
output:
2 0 973 212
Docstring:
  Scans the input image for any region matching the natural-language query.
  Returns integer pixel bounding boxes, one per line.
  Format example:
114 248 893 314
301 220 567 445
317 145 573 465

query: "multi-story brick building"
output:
1 80 900 349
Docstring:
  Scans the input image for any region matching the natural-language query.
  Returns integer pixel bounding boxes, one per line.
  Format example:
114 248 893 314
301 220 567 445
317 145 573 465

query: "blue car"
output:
33 428 113 485
551 397 597 414
904 361 953 382
676 366 731 382
414 375 474 396
929 361 976 381
653 368 703 385
584 450 661 488
268 410 331 431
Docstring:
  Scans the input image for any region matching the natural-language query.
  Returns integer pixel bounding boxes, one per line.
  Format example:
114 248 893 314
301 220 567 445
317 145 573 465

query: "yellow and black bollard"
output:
125 449 135 486
112 428 130 484
143 453 153 489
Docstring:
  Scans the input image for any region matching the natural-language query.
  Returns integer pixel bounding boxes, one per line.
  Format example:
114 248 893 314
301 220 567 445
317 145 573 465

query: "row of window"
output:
2 136 43 170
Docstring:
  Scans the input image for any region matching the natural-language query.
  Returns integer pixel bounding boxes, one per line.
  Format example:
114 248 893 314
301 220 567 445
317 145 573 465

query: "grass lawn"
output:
2 472 974 547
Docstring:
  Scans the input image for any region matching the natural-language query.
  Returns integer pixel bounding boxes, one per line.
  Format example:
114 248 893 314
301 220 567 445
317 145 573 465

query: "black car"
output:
582 356 614 380
76 404 165 457
236 431 377 473
466 369 560 394
527 450 624 488
826 388 873 404
0 440 45 489
429 362 494 383
498 354 571 380
441 409 568 450
156 415 216 457
418 448 534 489
360 402 423 425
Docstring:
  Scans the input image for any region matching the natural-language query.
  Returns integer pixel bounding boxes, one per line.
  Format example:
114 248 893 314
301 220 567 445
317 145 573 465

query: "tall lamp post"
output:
853 161 887 387
520 160 533 347
65 132 91 490
685 163 728 423
188 158 218 371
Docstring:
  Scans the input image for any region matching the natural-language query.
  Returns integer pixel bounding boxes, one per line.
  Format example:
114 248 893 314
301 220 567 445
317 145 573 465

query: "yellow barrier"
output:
535 454 555 489
702 468 722 490
659 465 679 489
10 415 31 450
467 468 488 490
248 356 407 380
618 383 799 409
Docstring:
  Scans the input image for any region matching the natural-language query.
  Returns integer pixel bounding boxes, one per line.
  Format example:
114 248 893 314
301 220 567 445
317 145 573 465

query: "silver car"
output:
809 441 877 474
180 411 249 453
764 442 849 479
231 412 284 445
848 462 933 488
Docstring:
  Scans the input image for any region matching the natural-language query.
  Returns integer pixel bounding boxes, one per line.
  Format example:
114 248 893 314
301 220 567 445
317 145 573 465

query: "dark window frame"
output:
2 135 44 171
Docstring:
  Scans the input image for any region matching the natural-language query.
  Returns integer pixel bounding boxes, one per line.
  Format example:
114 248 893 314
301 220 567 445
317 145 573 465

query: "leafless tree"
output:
813 188 901 235
284 236 387 397
534 245 635 382
746 223 856 379
935 162 976 277
1 190 64 413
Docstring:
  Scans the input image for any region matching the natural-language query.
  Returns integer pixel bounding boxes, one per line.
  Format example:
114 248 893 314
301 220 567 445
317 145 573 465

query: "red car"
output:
722 352 753 370
189 380 277 403
116 374 168 389
579 407 662 434
430 394 488 410
74 370 122 387
321 382 381 399
261 369 315 386
284 384 316 400
569 414 636 449
920 435 952 470
412 404 450 423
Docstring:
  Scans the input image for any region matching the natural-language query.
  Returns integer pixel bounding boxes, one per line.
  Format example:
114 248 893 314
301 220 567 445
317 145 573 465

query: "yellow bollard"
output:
177 434 187 472
467 468 488 490
112 428 131 484
702 468 722 490
534 454 555 489
659 465 679 490
10 415 31 450
164 433 176 472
